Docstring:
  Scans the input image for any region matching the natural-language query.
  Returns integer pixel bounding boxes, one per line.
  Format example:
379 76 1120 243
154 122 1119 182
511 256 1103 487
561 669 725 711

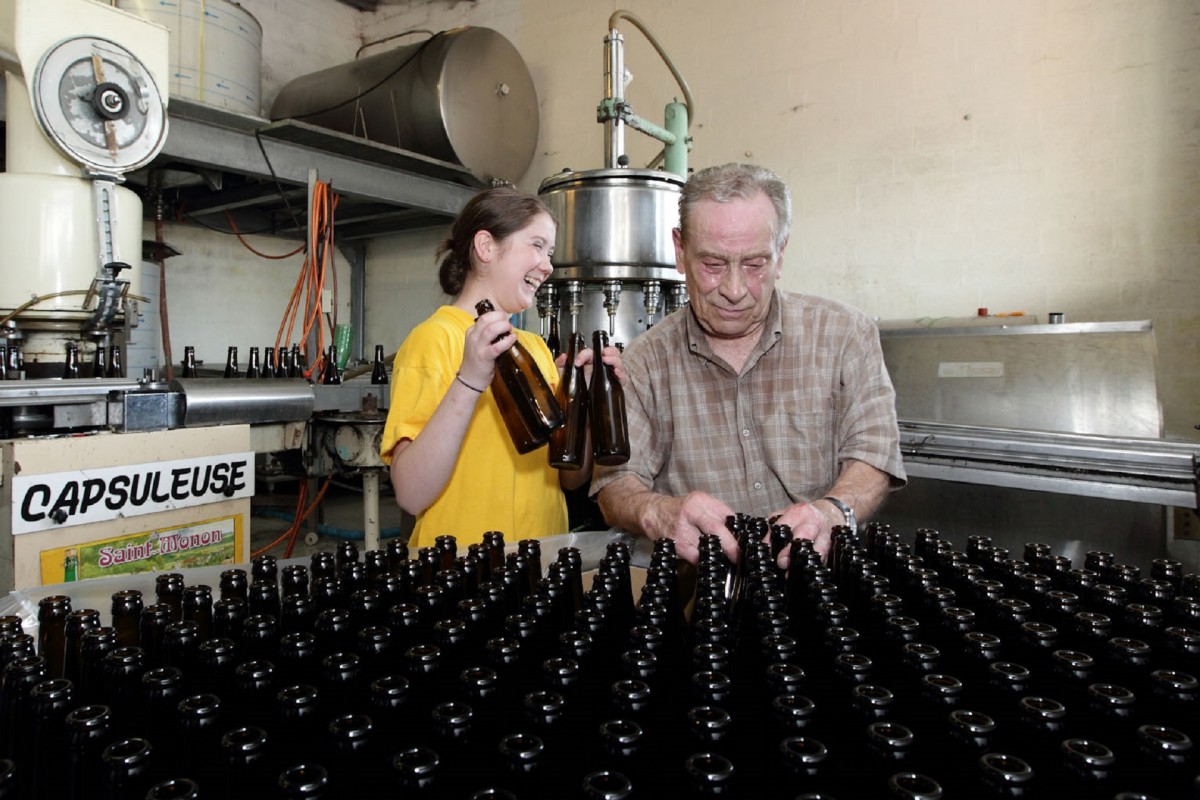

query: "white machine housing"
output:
0 0 169 334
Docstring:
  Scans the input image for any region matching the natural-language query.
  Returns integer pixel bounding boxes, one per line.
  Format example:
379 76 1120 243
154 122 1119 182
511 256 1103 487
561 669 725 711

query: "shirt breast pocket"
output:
763 408 836 500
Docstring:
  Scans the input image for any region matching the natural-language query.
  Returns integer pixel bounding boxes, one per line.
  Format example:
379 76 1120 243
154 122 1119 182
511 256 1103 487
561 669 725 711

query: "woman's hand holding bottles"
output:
459 305 515 390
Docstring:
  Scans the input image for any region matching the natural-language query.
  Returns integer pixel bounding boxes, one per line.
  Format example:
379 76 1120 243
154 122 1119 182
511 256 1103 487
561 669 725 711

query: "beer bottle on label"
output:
223 347 239 379
474 299 563 453
107 346 122 379
246 347 261 379
63 549 79 583
181 347 198 379
371 345 389 385
589 330 630 465
62 342 80 379
549 332 588 470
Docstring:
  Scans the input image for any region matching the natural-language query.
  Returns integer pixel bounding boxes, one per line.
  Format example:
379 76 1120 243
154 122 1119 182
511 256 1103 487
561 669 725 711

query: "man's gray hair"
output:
678 163 792 255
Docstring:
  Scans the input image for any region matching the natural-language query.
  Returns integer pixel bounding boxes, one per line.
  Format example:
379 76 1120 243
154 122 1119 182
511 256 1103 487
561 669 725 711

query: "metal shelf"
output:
133 99 484 241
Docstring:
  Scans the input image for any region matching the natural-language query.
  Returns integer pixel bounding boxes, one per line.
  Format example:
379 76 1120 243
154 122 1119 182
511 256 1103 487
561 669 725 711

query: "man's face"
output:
674 192 785 342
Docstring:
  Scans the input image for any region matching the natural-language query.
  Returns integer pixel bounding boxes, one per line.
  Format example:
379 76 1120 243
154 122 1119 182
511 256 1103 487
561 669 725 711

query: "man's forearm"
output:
823 459 893 522
596 475 660 537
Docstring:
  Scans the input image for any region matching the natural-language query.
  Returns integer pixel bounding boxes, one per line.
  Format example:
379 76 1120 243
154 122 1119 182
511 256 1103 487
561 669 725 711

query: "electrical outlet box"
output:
1174 507 1200 541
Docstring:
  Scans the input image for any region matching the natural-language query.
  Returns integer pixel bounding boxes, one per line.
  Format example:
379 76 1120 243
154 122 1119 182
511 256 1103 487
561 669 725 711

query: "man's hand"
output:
639 491 739 564
770 500 839 565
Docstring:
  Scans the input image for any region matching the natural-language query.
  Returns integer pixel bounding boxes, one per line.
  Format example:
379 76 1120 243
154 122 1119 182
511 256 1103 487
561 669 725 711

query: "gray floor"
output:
248 473 409 561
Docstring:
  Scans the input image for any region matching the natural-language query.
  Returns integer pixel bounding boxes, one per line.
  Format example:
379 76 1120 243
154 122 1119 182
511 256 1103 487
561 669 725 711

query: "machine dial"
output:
31 35 167 175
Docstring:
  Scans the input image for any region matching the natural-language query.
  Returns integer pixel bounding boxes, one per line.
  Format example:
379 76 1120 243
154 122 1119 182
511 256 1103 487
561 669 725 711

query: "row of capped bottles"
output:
197 344 389 385
23 342 124 380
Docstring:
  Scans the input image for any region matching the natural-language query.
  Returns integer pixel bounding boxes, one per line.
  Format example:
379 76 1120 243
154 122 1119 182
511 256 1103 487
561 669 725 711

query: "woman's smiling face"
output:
481 211 556 314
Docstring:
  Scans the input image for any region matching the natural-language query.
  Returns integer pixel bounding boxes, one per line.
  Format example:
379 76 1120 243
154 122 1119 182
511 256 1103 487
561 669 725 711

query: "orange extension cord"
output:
251 475 334 559
276 180 340 382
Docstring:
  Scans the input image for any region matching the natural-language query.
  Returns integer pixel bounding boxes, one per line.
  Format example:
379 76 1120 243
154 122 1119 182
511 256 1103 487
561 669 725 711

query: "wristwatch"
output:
821 496 857 536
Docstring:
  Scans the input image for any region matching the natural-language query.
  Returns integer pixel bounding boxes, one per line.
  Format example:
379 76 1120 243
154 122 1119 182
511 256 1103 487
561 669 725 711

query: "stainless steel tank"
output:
537 168 685 348
269 27 539 184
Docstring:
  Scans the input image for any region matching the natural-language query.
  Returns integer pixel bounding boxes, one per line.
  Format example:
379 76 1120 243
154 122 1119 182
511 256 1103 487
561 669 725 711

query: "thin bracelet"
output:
455 372 485 393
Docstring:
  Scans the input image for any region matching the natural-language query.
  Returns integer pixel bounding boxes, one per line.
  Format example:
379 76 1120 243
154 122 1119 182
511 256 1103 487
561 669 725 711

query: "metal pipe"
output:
171 378 314 427
603 29 625 168
362 468 381 552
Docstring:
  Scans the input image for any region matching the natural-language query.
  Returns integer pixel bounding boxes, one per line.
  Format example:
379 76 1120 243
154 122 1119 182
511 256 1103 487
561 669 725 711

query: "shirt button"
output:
754 482 763 490
742 429 750 437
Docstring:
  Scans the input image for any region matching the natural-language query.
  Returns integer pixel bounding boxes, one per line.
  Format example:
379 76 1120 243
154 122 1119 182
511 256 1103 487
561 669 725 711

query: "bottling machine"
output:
536 10 694 349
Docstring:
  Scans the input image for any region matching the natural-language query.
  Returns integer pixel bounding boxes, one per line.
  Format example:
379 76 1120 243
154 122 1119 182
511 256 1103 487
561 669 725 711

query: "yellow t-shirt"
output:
380 305 567 549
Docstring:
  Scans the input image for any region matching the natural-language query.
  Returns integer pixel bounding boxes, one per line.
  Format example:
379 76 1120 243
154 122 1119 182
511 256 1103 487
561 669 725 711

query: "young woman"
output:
382 186 621 549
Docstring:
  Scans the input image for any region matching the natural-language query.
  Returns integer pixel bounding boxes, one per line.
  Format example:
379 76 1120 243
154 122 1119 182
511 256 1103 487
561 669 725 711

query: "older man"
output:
591 163 905 563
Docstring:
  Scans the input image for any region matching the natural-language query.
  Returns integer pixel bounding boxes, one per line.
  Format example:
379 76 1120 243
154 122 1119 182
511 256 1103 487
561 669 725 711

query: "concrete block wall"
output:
144 0 1199 441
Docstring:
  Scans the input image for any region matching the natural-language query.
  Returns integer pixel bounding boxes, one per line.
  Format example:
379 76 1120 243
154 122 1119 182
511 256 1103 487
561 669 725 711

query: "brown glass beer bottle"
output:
549 332 589 470
589 330 630 465
474 299 563 453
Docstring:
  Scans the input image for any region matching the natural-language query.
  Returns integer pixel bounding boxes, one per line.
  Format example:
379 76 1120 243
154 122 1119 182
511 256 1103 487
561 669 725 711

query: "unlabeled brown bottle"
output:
474 299 563 453
589 330 630 465
549 332 588 470
37 595 71 679
323 345 342 385
181 347 198 378
263 346 277 379
62 342 80 379
91 344 106 378
245 347 261 379
6 344 20 379
290 344 306 379
107 346 122 378
223 346 239 379
371 345 389 385
110 590 143 648
546 314 561 358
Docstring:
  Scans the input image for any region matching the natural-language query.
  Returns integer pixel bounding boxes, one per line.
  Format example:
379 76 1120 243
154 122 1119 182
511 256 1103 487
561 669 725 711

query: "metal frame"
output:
899 419 1200 508
147 99 480 235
